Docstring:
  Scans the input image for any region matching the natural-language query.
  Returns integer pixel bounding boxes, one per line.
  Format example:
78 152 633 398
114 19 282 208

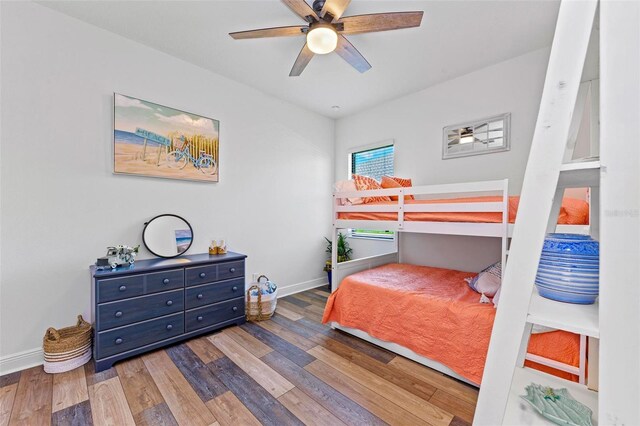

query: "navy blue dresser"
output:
90 252 246 371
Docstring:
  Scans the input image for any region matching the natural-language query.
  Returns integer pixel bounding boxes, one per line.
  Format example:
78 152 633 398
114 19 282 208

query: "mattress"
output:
322 263 581 384
337 196 589 225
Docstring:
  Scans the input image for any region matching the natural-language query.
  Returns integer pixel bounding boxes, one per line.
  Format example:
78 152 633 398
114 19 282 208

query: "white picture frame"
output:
443 113 511 159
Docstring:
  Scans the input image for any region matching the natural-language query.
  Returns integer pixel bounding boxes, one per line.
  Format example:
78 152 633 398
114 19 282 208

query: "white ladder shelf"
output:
473 1 600 424
475 0 640 423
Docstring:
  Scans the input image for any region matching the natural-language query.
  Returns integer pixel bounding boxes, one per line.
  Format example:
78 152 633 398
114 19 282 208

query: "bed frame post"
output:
398 186 405 231
501 178 509 280
331 194 339 293
397 186 404 263
579 334 587 385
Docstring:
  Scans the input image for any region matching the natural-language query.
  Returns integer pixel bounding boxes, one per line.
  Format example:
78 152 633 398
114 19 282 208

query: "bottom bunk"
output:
322 263 582 386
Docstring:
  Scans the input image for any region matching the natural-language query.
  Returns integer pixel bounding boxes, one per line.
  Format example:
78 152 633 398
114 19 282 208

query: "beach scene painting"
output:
114 93 219 182
175 229 193 254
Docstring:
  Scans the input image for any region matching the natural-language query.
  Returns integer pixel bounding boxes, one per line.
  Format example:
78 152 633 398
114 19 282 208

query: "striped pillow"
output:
466 261 502 297
352 174 391 203
386 176 413 188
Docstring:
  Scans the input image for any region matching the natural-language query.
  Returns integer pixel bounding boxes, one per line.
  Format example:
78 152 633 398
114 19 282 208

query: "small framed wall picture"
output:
443 113 511 159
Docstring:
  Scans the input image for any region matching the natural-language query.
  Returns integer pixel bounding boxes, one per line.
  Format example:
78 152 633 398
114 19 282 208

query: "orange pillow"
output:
388 176 413 188
382 176 415 200
380 176 414 201
352 174 391 204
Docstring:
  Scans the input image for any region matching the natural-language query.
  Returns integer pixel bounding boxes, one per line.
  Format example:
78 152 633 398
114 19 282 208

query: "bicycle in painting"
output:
166 137 217 175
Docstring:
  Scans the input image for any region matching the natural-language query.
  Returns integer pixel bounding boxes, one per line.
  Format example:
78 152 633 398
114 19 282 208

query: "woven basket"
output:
44 349 92 374
246 276 277 322
43 315 92 374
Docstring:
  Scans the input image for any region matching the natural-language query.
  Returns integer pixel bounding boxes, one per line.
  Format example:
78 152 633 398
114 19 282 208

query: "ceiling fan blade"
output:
229 26 306 40
290 43 315 76
339 11 424 35
281 0 318 23
334 35 371 73
320 0 351 22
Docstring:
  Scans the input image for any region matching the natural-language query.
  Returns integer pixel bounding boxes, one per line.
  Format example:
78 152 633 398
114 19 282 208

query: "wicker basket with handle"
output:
42 315 93 373
246 275 278 321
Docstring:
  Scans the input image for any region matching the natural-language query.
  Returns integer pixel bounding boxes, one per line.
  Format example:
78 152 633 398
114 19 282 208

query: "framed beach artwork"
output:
114 93 220 182
174 229 193 254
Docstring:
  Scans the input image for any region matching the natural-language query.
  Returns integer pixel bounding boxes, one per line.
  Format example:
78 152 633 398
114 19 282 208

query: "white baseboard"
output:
0 278 328 375
0 347 43 375
277 277 328 298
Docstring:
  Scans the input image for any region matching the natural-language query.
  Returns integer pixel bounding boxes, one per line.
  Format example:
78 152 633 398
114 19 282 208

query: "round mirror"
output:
142 214 193 258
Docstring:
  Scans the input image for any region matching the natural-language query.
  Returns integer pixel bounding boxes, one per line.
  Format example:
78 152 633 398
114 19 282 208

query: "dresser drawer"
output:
217 261 244 281
145 269 184 293
96 313 184 359
97 275 144 303
98 289 184 330
97 268 183 303
185 264 218 287
186 278 243 309
185 297 244 332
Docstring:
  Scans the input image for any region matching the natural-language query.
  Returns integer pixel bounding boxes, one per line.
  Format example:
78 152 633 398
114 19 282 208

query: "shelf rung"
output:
558 160 600 188
527 290 599 338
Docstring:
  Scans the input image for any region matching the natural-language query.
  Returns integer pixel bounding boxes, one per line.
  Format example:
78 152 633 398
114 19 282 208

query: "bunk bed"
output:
324 178 590 386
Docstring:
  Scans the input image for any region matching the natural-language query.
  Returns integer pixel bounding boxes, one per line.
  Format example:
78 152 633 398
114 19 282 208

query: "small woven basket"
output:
246 276 277 322
43 315 92 374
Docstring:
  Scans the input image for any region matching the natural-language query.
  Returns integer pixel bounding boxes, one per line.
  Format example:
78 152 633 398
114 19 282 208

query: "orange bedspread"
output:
338 196 589 225
322 263 580 384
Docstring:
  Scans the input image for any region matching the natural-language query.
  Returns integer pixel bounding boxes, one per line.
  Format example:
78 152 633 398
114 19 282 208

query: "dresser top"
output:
91 252 247 278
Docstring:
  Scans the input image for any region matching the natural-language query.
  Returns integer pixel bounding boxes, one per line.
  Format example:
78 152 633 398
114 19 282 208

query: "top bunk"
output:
333 178 591 238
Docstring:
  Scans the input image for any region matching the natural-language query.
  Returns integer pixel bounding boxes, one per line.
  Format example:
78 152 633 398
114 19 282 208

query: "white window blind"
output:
350 144 395 240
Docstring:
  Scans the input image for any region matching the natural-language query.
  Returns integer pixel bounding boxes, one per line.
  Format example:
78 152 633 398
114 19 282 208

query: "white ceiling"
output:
39 0 560 118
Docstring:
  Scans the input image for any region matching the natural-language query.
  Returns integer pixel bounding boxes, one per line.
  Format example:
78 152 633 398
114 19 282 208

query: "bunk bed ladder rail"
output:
473 1 599 424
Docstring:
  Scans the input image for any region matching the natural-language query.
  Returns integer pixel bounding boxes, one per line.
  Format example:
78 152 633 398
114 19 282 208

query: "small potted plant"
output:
324 232 353 288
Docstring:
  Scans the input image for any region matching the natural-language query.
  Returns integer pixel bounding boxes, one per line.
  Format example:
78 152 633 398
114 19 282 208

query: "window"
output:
350 144 394 181
349 143 395 240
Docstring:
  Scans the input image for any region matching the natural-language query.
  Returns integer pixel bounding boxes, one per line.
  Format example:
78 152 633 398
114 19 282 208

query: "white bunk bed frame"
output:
330 178 588 386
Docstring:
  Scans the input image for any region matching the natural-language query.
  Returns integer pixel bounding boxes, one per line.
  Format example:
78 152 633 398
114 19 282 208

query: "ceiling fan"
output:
229 0 424 76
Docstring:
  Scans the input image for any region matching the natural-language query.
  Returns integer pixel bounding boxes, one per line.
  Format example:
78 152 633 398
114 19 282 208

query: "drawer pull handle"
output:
115 311 123 318
119 285 127 292
163 278 170 284
232 286 238 292
115 338 123 345
166 324 173 331
197 294 204 300
197 316 203 321
199 272 206 278
230 267 236 273
166 300 173 306
232 306 238 312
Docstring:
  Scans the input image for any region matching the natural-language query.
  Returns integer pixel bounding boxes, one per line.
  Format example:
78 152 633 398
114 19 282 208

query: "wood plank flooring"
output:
0 287 478 425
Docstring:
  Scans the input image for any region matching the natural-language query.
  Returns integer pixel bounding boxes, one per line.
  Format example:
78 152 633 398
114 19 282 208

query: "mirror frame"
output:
142 214 193 259
442 112 511 160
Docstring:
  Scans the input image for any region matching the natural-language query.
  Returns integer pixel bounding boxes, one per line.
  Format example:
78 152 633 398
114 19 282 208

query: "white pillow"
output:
334 180 363 205
466 261 501 297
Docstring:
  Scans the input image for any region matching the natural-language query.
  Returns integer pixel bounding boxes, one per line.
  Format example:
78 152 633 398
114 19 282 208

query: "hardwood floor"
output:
0 287 478 425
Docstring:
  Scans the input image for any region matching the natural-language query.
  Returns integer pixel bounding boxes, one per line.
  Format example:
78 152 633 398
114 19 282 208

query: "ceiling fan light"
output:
306 25 338 55
460 136 475 144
